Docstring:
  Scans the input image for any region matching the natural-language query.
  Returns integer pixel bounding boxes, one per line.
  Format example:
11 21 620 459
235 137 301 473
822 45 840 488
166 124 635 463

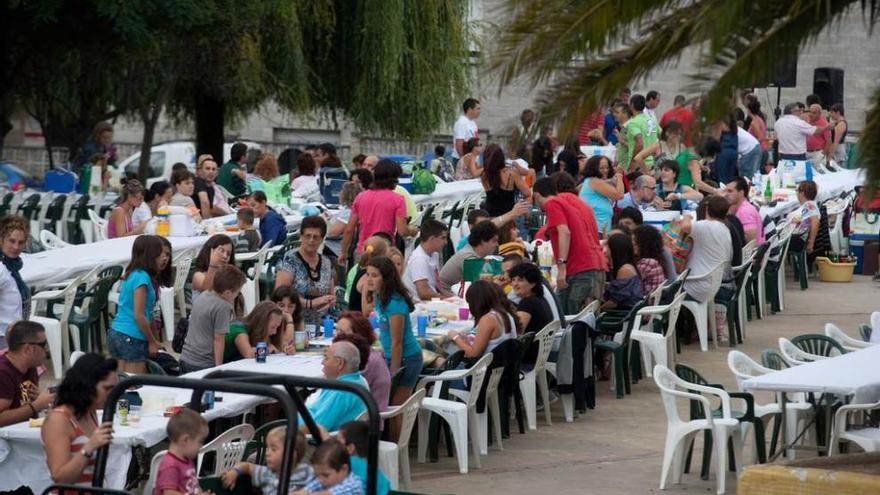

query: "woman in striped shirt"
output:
41 354 118 485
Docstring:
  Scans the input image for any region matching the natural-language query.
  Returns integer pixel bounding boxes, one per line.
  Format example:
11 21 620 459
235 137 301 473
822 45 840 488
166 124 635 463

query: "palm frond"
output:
860 87 880 189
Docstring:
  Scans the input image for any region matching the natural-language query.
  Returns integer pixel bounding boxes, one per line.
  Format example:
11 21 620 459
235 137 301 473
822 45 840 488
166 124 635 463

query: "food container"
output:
815 256 856 282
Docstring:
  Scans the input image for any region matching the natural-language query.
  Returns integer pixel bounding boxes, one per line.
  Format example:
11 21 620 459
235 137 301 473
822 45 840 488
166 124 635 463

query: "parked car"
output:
0 162 42 190
115 140 261 187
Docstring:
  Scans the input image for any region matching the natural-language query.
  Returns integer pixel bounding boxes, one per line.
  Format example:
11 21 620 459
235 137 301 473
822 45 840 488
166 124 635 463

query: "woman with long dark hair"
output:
365 256 422 404
191 234 236 302
41 353 118 485
508 263 554 335
455 138 483 180
579 155 624 234
108 235 169 373
224 301 292 362
448 280 520 358
270 285 305 334
632 225 668 296
481 143 531 218
601 233 643 310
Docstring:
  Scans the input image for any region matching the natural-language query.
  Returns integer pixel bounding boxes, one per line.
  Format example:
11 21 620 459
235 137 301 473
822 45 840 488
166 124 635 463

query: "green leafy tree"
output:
491 0 880 187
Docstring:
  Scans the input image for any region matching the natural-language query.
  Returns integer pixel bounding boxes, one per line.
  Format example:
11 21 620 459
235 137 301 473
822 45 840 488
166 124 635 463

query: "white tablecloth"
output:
742 345 880 404
0 354 324 493
411 179 483 206
20 234 220 287
641 168 864 226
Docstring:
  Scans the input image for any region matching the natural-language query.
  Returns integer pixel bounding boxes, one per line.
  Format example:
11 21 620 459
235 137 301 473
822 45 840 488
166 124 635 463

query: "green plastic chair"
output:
0 192 13 217
761 349 789 370
675 364 767 479
66 194 91 244
718 261 752 347
241 418 287 465
858 324 872 342
594 298 649 398
69 267 122 353
790 333 846 357
199 475 251 495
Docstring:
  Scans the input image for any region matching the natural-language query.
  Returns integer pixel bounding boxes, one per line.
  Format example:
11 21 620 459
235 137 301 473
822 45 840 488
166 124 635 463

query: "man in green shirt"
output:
627 94 659 173
612 101 633 172
217 142 248 197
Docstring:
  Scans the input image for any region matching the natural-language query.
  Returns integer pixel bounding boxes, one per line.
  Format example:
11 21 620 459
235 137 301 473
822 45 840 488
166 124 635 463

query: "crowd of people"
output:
0 88 868 495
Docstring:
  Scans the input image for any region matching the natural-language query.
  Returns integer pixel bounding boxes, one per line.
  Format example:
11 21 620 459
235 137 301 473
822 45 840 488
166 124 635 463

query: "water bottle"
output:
537 241 553 282
752 171 762 196
805 160 814 181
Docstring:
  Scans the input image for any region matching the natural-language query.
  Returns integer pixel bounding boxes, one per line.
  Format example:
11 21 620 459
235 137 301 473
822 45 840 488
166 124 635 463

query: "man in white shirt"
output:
774 103 830 160
403 219 451 300
680 195 733 304
645 90 661 125
452 98 481 160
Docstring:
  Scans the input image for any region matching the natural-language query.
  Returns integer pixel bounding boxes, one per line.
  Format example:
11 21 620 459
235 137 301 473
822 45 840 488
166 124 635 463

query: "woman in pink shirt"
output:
339 160 417 265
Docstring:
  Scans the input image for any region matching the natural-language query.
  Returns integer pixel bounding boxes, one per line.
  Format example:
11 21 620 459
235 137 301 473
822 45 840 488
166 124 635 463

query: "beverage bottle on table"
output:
255 341 268 362
764 176 773 202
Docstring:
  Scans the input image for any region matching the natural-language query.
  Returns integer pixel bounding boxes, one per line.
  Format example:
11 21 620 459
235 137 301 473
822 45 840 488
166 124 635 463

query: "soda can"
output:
255 342 268 363
204 390 215 410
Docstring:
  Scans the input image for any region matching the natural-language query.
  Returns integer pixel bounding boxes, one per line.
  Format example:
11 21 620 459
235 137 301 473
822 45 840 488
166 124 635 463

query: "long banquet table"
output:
0 353 324 493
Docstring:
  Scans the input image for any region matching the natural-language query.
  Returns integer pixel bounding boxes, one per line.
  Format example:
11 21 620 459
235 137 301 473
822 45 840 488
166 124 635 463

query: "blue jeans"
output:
738 145 763 179
559 270 606 314
388 353 423 389
108 329 148 362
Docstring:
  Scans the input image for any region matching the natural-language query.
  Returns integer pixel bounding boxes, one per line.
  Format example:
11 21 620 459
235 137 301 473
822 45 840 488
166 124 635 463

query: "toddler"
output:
153 409 209 495
222 426 314 494
338 421 390 495
294 439 362 495
236 207 262 252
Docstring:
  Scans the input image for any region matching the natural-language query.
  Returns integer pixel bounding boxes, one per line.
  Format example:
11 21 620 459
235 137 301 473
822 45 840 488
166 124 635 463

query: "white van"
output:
116 140 260 187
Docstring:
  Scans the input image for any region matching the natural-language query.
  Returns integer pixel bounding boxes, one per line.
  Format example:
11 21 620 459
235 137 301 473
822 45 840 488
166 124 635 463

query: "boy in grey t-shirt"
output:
179 264 246 373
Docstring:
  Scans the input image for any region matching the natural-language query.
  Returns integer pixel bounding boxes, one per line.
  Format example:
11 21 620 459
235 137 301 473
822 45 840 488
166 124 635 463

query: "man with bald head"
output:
616 174 656 210
805 103 831 164
362 155 379 172
301 341 369 432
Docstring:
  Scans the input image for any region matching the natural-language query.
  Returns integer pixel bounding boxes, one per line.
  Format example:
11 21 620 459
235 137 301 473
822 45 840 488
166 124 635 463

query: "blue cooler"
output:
43 169 77 193
849 233 880 274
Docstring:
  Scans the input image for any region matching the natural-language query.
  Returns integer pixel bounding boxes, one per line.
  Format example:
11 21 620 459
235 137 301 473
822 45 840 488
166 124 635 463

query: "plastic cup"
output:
323 318 335 339
128 405 141 425
458 307 470 320
369 315 379 329
416 315 428 338
294 331 307 351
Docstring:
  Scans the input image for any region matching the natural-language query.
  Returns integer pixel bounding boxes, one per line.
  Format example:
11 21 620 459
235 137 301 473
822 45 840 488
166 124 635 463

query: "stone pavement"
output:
409 274 879 494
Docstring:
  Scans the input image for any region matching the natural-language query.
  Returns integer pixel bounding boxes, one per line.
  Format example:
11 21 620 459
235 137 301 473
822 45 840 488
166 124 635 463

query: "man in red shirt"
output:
659 95 696 146
805 104 831 160
533 176 607 313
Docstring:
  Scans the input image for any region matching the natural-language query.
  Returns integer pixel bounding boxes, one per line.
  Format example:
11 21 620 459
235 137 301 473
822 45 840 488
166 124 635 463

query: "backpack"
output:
411 162 437 195
172 316 189 354
152 351 181 376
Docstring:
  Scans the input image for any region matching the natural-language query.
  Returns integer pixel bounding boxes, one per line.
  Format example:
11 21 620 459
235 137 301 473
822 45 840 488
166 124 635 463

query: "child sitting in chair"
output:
221 426 314 494
153 409 209 495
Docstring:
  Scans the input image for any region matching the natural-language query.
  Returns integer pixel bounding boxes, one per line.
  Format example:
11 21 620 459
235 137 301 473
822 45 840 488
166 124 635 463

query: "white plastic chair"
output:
144 449 167 495
159 254 194 342
825 323 875 352
727 350 814 461
830 400 880 455
416 353 493 474
681 263 725 351
58 193 77 242
741 239 757 261
87 208 108 241
448 357 505 456
29 267 99 378
632 292 685 378
39 229 70 250
734 254 755 341
197 424 255 477
870 311 880 345
378 389 425 489
654 365 744 495
778 337 829 367
773 226 794 312
241 242 272 314
519 321 560 430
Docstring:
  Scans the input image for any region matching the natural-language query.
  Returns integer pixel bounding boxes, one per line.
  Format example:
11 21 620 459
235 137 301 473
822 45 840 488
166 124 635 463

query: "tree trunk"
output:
138 113 157 183
194 94 224 164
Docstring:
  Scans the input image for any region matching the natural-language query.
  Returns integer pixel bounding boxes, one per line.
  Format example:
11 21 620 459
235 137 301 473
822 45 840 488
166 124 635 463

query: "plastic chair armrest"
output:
686 382 733 418
729 392 757 419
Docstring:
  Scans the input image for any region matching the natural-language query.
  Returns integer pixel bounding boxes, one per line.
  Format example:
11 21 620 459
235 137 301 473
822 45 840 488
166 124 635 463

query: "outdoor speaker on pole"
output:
813 67 844 109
